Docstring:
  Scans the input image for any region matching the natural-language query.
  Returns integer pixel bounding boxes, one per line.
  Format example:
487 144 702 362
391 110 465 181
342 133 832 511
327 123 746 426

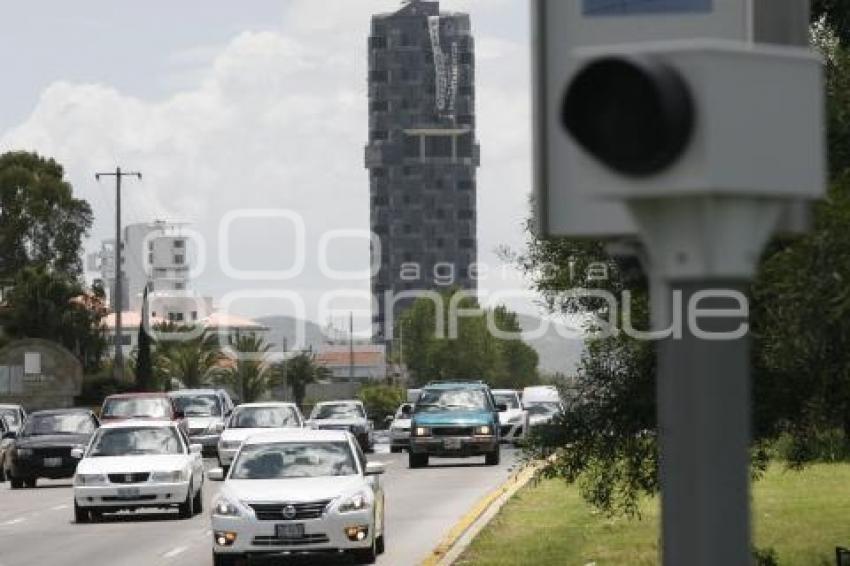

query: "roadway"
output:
0 443 518 566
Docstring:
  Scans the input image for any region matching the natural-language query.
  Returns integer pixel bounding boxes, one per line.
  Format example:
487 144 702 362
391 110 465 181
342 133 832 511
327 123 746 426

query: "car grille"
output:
252 534 330 546
249 500 332 521
432 427 474 437
108 473 151 484
31 447 72 458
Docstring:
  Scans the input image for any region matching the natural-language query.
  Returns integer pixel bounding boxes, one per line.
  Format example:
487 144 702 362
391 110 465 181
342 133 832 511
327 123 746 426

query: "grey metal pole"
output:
349 311 355 381
95 167 142 382
657 280 751 566
114 167 123 381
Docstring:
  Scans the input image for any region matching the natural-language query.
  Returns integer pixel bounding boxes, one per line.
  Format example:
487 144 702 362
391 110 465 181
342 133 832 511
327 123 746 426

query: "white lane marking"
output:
51 504 69 511
0 518 25 526
162 546 187 559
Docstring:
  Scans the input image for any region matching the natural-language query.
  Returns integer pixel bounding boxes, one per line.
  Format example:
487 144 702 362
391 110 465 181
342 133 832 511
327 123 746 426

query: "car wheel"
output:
376 533 385 555
0 465 6 483
212 552 240 566
9 474 23 489
408 452 428 469
485 447 500 466
90 510 104 522
178 482 194 519
390 446 402 454
192 484 203 514
74 502 90 524
24 478 36 488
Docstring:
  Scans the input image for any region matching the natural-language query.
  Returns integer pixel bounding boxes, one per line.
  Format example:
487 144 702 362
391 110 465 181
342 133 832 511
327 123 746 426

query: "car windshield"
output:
22 413 95 436
0 408 20 426
415 388 490 412
88 426 184 457
171 394 221 417
102 398 171 419
311 404 364 420
494 393 520 409
525 402 560 416
230 441 358 479
230 406 300 428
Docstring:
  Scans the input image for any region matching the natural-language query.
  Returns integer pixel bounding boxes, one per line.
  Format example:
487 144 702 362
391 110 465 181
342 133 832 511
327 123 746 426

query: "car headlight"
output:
412 426 431 437
150 469 189 483
15 447 33 458
474 425 493 436
337 491 371 513
75 473 108 486
213 498 241 517
219 440 241 450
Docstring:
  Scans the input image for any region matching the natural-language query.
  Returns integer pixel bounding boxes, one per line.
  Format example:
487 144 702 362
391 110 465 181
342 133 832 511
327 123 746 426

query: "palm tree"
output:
272 351 330 409
210 332 273 402
157 327 224 389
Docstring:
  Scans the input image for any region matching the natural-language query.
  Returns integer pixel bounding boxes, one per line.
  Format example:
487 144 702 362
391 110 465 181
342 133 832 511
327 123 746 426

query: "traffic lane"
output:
0 450 517 566
0 478 76 521
0 461 223 566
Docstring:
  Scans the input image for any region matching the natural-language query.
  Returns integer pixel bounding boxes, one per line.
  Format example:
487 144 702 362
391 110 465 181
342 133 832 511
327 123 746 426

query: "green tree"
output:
397 289 539 388
210 332 272 402
358 384 405 426
156 328 224 389
1 266 105 373
275 352 330 409
0 151 92 280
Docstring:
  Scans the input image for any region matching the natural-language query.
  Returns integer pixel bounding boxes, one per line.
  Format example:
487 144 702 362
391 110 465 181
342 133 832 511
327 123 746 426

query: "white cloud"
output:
0 0 537 326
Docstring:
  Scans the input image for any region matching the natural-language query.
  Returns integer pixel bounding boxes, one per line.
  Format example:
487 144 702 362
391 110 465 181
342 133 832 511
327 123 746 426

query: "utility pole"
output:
96 167 142 382
281 337 288 401
349 312 355 381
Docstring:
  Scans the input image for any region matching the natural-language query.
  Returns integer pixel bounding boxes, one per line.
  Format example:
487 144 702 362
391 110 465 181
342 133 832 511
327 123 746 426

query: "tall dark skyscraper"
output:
366 0 479 343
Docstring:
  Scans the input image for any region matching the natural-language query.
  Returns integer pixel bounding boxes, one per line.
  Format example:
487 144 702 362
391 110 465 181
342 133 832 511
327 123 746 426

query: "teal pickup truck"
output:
406 381 505 468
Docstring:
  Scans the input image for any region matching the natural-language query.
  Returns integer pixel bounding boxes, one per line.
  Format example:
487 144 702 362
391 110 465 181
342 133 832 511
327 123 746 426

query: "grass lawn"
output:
457 463 850 565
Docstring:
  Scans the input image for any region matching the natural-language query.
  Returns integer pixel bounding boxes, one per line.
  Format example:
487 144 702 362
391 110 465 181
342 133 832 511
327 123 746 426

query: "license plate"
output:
275 523 305 539
443 438 462 450
43 457 62 467
117 487 141 499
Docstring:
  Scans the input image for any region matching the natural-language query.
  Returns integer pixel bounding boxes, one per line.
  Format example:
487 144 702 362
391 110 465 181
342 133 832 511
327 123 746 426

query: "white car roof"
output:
235 402 299 409
99 419 178 430
0 404 23 409
492 389 519 395
243 429 350 445
315 400 363 406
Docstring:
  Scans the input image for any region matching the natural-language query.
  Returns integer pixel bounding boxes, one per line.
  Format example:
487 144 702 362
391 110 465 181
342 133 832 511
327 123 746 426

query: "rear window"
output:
102 398 172 419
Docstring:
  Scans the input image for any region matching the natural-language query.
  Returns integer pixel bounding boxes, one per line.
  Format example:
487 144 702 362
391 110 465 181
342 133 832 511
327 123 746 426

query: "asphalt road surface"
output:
0 445 518 566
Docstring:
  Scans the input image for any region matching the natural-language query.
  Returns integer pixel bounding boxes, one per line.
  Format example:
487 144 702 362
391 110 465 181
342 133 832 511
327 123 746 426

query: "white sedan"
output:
210 429 386 565
217 402 304 468
492 389 529 444
72 420 205 522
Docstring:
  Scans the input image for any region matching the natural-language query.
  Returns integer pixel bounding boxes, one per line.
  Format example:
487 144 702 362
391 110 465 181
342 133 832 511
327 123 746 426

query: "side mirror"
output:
367 420 374 431
208 467 225 481
174 410 186 420
496 403 508 412
365 462 385 476
384 415 394 424
70 447 84 459
190 444 203 454
401 405 412 416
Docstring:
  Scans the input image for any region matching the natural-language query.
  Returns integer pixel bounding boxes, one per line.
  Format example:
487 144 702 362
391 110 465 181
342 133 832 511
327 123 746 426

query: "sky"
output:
0 0 539 333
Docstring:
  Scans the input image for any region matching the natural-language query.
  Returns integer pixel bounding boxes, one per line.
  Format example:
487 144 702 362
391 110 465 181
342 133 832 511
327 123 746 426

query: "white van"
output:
521 386 562 428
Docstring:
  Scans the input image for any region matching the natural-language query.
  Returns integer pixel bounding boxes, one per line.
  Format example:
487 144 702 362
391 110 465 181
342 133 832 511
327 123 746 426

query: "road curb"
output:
419 461 541 566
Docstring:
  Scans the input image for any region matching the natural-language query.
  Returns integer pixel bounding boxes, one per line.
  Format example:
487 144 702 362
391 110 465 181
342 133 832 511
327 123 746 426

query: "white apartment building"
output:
91 220 194 313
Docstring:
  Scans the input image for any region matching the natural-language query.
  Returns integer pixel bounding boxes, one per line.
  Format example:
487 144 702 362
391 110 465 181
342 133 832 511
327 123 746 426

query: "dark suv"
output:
407 381 505 468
